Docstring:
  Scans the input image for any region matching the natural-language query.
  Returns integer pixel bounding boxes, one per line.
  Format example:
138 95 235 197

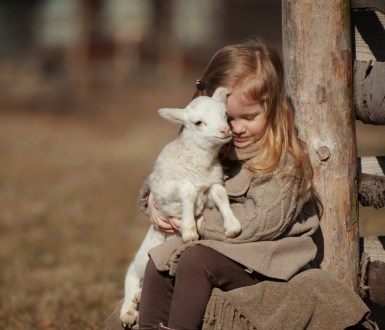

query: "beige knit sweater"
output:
139 155 320 280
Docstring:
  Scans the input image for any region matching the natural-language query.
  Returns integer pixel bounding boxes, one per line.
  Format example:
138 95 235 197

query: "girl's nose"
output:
230 121 245 135
220 127 231 136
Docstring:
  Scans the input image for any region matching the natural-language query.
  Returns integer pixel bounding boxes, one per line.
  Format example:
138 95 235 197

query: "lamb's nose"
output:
221 127 231 136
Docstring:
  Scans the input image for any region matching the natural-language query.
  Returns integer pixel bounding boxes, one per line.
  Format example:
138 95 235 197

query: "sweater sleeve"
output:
137 176 151 216
199 174 308 243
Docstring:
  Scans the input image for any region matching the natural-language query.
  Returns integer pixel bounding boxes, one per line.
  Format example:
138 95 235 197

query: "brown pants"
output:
138 245 265 330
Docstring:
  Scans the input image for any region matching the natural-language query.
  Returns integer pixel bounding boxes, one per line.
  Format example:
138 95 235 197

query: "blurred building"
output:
0 0 281 110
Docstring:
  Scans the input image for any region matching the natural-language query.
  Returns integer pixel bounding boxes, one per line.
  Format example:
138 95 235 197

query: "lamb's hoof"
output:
120 307 138 329
182 230 199 243
225 223 242 238
121 322 134 330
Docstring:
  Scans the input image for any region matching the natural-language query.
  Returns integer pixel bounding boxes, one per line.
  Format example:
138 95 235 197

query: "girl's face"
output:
226 86 268 149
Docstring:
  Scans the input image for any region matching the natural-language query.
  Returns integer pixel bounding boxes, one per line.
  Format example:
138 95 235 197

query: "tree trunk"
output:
282 0 359 290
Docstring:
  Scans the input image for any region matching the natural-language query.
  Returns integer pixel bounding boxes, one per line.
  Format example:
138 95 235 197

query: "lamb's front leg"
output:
178 181 199 242
209 184 242 238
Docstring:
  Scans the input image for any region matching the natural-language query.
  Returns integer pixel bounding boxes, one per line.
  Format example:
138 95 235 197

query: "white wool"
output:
120 87 241 327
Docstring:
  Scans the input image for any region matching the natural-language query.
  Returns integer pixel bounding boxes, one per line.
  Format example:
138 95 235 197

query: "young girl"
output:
133 37 320 330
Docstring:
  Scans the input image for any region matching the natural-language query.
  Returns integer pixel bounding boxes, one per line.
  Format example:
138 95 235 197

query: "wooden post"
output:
282 1 359 290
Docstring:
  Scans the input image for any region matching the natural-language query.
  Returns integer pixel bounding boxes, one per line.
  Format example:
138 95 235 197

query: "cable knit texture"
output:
199 167 305 242
139 149 320 280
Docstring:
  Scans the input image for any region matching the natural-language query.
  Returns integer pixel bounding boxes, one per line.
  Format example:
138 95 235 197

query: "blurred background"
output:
0 1 383 329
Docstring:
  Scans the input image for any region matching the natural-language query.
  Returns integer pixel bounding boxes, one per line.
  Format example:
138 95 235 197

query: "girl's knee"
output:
177 245 214 275
179 245 206 264
144 258 160 281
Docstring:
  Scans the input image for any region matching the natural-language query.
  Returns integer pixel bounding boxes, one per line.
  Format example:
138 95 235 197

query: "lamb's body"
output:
120 87 241 328
150 138 224 221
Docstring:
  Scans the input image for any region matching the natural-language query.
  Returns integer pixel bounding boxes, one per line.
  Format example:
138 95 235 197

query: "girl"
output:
134 37 320 329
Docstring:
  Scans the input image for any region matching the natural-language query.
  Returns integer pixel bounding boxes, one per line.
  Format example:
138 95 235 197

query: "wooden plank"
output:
352 8 385 61
360 237 385 330
354 60 385 125
282 0 359 290
351 0 385 13
365 259 385 328
358 157 385 208
364 236 385 262
358 173 385 208
358 156 385 176
358 159 385 315
362 237 385 311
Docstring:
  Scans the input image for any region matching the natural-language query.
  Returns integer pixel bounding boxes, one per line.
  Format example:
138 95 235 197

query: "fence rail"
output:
351 2 385 327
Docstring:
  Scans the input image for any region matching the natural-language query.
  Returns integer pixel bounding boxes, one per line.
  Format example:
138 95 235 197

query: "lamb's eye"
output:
194 121 203 126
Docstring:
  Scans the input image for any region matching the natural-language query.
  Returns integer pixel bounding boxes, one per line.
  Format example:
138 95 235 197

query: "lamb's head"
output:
158 87 232 148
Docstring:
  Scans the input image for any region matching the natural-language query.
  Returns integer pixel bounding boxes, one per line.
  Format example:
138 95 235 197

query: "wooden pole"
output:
282 1 359 290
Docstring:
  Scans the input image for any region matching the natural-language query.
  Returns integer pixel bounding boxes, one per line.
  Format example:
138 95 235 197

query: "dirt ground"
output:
0 82 193 329
0 80 384 329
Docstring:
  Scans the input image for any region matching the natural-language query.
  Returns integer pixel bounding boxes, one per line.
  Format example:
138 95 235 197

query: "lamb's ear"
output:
158 108 186 124
212 87 229 103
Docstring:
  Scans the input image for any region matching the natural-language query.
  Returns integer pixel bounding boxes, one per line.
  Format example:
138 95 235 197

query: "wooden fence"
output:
282 0 385 327
353 1 385 327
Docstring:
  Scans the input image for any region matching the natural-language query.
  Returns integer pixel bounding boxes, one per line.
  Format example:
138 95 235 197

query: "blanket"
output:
105 269 375 330
202 269 375 330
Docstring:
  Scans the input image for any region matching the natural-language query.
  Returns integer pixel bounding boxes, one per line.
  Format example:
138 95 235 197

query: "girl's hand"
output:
168 217 181 232
169 214 203 234
148 193 203 235
148 193 178 234
196 214 204 233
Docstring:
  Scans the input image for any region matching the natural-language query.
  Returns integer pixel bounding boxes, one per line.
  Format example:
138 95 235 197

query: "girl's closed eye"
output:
245 114 258 121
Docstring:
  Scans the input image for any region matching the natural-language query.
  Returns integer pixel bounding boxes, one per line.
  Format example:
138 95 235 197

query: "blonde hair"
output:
194 37 313 196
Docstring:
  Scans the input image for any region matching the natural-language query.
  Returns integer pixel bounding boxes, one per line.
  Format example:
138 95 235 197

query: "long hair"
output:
194 37 313 197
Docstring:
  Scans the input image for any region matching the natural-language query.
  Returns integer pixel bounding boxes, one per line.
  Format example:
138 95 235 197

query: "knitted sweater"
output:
139 154 320 280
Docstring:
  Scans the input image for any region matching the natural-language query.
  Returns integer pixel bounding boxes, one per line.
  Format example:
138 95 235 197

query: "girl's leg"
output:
168 245 265 330
138 258 175 327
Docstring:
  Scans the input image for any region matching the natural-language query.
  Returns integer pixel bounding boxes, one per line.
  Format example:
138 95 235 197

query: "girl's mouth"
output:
233 136 248 142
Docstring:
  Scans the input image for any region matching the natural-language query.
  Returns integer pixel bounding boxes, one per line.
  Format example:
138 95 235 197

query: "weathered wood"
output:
354 60 385 124
282 0 359 290
351 0 385 13
359 251 370 298
352 6 385 61
367 259 385 306
364 237 385 313
365 258 385 329
358 173 385 208
358 156 385 176
358 157 385 208
361 237 385 327
358 158 385 326
364 236 385 263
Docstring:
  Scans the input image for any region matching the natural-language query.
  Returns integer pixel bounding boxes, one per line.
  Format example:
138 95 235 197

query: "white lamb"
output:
120 87 242 328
